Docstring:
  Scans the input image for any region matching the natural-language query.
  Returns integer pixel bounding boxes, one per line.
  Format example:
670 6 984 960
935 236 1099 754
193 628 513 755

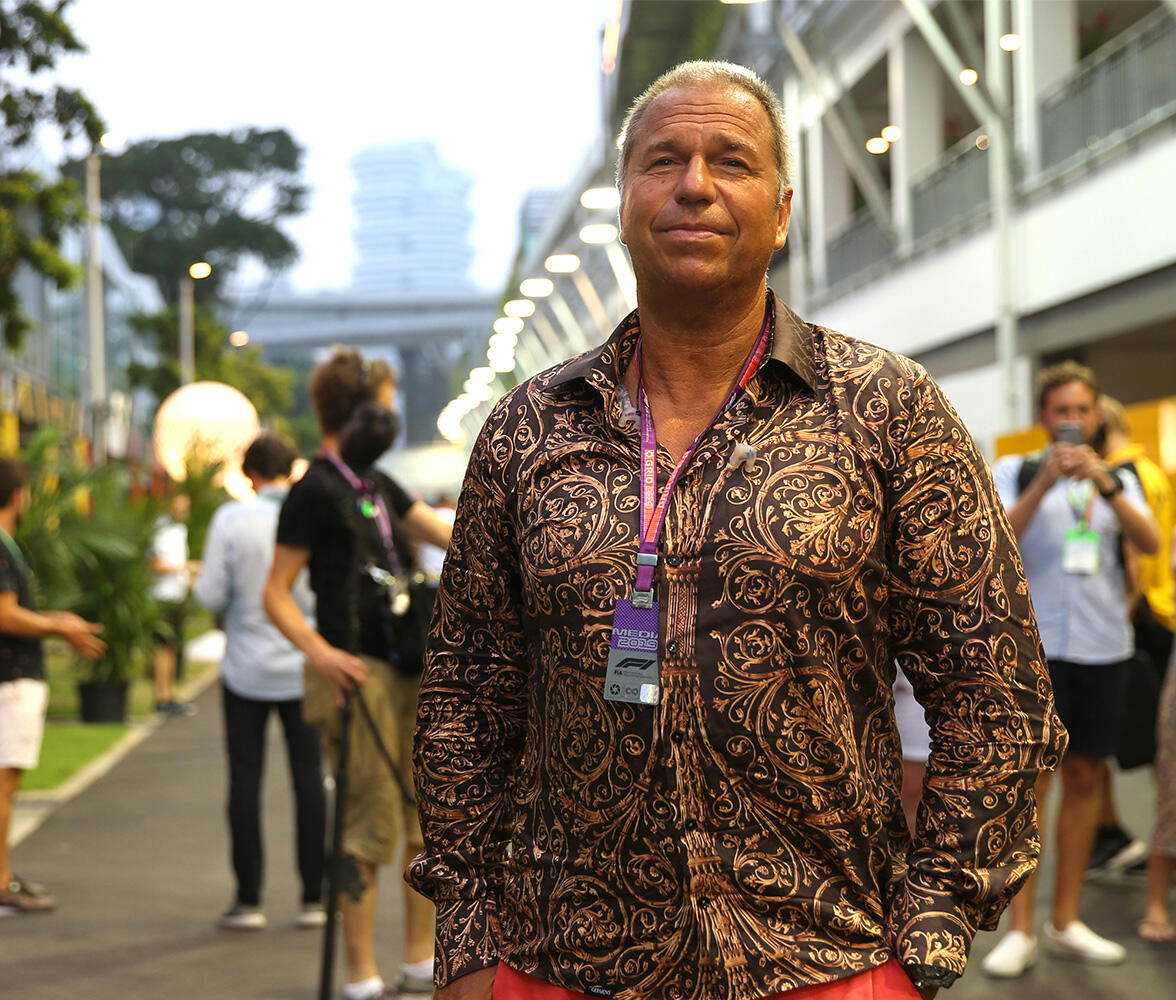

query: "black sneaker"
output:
1087 823 1148 879
1119 855 1151 884
390 971 433 996
156 700 197 717
0 875 57 914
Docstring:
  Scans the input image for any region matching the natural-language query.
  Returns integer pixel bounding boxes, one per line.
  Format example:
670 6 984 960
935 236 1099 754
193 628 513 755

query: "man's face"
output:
1039 380 1100 443
619 83 791 297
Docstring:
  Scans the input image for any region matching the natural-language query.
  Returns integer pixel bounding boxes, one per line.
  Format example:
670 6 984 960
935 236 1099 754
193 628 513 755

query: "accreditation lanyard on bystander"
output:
320 450 411 616
604 318 771 708
1061 480 1100 575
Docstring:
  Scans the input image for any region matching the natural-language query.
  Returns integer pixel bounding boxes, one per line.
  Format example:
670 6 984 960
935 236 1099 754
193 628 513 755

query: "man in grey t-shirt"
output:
983 362 1159 978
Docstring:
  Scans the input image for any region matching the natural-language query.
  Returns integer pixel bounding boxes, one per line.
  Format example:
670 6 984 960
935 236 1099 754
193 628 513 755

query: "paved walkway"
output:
3 633 1175 998
3 632 405 1000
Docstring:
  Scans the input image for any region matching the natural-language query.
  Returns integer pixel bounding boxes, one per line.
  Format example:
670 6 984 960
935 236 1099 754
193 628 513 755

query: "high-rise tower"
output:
350 142 474 294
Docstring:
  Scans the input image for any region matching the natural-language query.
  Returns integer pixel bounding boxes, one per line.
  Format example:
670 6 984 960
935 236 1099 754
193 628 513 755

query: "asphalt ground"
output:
2 635 406 1000
3 634 1174 999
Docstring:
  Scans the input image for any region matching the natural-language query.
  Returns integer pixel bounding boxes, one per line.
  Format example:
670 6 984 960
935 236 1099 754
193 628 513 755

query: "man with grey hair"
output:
410 60 1064 1000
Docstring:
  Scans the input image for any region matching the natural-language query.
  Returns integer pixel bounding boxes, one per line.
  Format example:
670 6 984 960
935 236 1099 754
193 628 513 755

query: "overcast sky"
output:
53 0 609 294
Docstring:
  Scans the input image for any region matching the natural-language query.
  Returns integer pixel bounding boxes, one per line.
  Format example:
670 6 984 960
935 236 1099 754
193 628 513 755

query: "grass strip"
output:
24 723 128 791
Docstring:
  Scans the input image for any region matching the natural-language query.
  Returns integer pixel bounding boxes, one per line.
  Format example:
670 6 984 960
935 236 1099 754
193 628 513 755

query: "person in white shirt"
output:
194 432 326 931
149 493 195 716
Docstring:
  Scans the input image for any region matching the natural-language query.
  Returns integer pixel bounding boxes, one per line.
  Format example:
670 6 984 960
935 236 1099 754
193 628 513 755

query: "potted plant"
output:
17 429 163 723
68 464 163 723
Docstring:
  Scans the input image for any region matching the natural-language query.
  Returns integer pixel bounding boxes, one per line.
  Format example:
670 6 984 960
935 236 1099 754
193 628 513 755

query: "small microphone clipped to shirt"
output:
727 441 757 472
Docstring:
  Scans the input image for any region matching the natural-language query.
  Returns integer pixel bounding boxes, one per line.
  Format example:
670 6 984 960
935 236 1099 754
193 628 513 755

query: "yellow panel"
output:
995 395 1176 493
994 427 1047 459
0 412 18 456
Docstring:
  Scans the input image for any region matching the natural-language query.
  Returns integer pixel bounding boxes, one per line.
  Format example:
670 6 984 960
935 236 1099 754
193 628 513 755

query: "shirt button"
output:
666 639 680 654
666 553 682 567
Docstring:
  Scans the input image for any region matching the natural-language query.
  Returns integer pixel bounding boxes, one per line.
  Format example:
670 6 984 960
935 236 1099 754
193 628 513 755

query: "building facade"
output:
473 0 1176 464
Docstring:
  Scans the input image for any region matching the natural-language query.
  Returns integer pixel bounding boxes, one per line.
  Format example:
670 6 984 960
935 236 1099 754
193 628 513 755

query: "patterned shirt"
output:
409 294 1067 1000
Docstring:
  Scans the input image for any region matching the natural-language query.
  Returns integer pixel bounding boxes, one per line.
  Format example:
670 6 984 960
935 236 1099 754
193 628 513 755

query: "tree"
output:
125 304 294 421
80 128 307 303
0 0 105 348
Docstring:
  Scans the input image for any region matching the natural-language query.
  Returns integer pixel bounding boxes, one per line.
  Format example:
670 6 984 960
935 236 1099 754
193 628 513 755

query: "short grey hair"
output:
615 60 792 207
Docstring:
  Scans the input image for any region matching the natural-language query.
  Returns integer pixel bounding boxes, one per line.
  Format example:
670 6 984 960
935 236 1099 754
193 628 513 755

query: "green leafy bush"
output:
17 427 163 683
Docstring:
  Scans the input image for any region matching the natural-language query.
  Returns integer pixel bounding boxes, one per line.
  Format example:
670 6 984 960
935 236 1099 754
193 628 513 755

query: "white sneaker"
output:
216 904 266 931
296 902 326 929
1043 920 1126 965
981 930 1038 978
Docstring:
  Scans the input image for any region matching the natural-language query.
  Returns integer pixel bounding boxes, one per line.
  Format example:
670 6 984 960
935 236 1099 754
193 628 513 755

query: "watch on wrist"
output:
903 963 959 991
1098 470 1124 500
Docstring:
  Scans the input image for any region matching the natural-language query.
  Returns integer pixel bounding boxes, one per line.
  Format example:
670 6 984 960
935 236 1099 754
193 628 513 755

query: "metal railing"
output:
825 207 891 288
910 130 991 242
1040 7 1176 173
808 6 1175 297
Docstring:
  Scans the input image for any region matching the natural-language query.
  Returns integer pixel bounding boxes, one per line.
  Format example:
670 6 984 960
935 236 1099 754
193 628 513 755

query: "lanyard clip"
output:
632 551 658 608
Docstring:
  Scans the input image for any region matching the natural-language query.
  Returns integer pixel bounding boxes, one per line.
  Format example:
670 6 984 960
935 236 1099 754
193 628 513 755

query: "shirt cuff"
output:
430 894 502 987
903 962 960 991
887 887 975 981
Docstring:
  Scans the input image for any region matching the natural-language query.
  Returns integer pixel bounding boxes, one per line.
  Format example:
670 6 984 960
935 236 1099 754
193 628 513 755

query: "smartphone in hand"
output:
1055 422 1084 445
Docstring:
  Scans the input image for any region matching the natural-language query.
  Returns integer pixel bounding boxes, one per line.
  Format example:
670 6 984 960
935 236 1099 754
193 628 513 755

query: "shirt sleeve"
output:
376 472 415 518
0 544 20 595
882 369 1068 979
1117 466 1150 518
405 410 529 988
192 506 232 614
276 476 317 551
990 454 1021 508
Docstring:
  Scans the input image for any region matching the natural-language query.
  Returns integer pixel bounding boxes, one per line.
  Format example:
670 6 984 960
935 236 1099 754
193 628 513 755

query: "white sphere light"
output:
153 381 259 500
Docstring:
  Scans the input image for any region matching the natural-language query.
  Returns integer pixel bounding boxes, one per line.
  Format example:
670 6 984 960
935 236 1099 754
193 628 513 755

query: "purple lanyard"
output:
320 450 403 572
632 316 770 599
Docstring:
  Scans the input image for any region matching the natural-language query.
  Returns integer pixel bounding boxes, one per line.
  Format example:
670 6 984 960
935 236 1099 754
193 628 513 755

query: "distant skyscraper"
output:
350 142 474 294
518 188 563 263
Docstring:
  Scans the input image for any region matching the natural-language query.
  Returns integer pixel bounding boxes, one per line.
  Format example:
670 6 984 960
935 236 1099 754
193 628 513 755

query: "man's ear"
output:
773 188 794 251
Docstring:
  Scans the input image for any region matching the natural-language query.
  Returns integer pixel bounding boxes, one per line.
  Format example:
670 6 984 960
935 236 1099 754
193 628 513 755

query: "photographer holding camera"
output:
264 347 452 1000
983 361 1159 978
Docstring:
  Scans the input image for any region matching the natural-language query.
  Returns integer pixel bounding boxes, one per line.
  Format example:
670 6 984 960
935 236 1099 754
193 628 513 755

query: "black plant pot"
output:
77 679 129 724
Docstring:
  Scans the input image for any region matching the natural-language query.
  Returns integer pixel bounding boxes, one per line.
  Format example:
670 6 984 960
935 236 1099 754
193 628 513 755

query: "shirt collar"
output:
547 290 815 393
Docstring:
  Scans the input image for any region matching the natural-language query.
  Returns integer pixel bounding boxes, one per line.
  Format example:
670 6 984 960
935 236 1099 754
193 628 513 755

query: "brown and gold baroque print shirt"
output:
409 294 1066 1000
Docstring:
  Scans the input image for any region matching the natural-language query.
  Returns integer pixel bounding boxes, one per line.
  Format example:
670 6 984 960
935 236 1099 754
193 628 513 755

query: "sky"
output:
53 0 611 294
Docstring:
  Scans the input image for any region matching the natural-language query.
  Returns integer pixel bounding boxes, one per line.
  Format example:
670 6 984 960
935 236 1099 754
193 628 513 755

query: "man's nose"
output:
675 154 716 202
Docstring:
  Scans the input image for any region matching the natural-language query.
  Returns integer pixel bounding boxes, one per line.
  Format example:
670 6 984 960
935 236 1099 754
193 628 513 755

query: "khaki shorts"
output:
303 656 421 866
0 679 49 771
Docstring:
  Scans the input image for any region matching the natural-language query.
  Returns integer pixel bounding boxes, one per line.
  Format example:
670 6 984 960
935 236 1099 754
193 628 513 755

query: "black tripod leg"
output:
318 691 353 1000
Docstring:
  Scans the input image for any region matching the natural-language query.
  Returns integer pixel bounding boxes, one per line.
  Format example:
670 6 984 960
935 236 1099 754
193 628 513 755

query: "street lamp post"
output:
84 132 124 463
178 261 212 385
85 150 105 462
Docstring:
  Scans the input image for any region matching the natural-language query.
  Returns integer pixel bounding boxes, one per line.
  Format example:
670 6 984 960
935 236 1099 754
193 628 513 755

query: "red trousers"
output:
493 958 922 999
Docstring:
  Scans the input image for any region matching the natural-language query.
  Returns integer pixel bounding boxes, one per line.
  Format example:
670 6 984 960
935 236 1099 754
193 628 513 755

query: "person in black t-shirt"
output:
264 348 451 1000
0 458 105 915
